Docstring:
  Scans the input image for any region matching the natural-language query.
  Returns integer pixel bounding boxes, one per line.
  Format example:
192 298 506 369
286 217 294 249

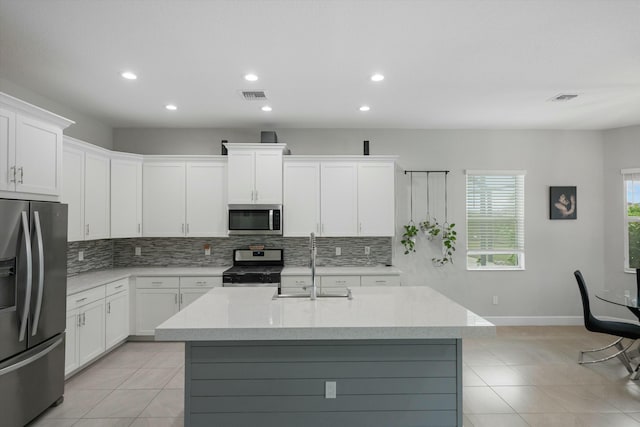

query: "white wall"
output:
115 127 606 321
0 77 113 149
602 125 640 321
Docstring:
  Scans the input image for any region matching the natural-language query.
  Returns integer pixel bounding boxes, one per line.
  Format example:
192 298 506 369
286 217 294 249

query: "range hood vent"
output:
240 90 268 101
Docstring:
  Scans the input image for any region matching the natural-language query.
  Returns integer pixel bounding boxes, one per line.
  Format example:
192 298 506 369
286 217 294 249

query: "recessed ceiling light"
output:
371 74 384 82
261 105 272 112
245 74 259 82
165 104 177 111
359 105 371 112
121 71 137 80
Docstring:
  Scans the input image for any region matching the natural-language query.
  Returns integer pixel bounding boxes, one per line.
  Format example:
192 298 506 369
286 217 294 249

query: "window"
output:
623 169 640 272
466 170 525 270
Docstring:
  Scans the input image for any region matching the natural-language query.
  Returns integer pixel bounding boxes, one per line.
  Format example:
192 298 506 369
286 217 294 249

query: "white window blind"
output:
466 171 525 270
622 169 640 271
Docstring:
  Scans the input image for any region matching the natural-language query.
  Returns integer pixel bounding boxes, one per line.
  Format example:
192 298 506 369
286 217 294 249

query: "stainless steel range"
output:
222 249 283 288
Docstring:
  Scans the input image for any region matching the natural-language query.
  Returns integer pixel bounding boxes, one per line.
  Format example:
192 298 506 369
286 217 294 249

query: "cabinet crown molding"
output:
224 143 287 151
0 91 75 128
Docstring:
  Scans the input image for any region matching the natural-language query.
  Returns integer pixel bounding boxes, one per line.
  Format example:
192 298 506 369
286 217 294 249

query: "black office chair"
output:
574 270 640 374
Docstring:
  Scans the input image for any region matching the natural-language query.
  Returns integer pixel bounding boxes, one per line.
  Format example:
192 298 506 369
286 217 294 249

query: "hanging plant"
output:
432 223 457 266
420 218 440 240
401 223 419 254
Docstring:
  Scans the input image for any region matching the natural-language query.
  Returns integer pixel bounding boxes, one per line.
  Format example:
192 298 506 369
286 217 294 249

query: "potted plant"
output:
401 223 419 254
432 223 457 266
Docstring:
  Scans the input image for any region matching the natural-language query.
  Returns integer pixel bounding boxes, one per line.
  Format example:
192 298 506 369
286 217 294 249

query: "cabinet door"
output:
111 158 142 238
283 162 320 236
84 152 110 240
14 114 63 196
227 151 255 204
254 150 282 204
105 291 130 349
186 161 227 237
65 309 79 376
0 107 16 192
320 162 358 236
62 144 85 242
143 162 186 237
135 289 179 335
180 289 208 310
358 162 395 236
78 299 106 366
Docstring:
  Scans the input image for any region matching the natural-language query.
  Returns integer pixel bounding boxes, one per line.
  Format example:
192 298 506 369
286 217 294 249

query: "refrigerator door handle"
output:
32 211 45 336
0 336 63 377
19 211 33 342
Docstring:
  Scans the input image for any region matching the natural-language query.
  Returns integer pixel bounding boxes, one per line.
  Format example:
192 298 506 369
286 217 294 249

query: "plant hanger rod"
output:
404 170 450 174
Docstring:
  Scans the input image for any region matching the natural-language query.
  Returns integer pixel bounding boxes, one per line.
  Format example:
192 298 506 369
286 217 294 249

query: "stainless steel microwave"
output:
228 205 282 235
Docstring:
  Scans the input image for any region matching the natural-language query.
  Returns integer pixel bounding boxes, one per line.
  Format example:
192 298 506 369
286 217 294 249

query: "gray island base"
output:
156 287 495 427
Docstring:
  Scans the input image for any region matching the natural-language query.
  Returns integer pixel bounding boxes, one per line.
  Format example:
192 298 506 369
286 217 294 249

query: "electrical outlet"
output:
78 250 84 261
135 247 141 256
492 295 499 305
364 246 370 255
325 381 337 399
335 247 341 256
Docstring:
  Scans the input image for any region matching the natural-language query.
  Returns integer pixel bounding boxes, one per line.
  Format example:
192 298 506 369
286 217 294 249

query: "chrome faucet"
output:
310 232 317 300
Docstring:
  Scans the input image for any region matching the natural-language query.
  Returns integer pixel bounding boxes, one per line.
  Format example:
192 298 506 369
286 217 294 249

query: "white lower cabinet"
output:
105 282 130 350
320 275 361 290
180 289 209 309
65 287 106 376
280 276 314 295
135 288 179 336
360 275 401 287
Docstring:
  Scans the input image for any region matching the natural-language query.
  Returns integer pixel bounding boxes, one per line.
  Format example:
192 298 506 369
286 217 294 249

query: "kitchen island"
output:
156 286 494 427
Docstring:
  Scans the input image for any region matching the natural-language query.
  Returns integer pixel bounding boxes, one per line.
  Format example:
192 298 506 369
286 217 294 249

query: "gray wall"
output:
114 128 606 321
0 77 113 149
602 125 640 321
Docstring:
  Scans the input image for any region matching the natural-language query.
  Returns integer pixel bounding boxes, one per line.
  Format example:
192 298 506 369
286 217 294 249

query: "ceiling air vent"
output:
240 90 268 101
550 93 578 102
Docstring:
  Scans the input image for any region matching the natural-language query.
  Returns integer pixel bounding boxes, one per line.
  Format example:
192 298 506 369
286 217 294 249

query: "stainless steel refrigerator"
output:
0 199 68 427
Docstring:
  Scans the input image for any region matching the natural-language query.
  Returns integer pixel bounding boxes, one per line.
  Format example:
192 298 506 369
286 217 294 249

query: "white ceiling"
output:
1 0 640 130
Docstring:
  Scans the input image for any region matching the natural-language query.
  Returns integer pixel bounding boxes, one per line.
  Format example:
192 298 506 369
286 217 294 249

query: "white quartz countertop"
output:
155 286 495 341
282 266 401 276
67 266 402 296
67 267 230 295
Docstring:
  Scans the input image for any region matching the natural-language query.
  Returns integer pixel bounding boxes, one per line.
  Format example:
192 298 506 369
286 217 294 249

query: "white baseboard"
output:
483 316 583 326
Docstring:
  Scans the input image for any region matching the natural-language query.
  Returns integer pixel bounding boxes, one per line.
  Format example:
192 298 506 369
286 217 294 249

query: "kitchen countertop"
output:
67 266 402 296
155 286 495 341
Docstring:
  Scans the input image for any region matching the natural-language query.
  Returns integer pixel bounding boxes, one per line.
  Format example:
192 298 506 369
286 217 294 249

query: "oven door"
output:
228 205 282 235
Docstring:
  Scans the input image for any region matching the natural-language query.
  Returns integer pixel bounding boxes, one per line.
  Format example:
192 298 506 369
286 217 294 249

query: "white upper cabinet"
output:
84 151 110 240
62 144 85 242
0 92 73 200
321 162 359 236
284 157 397 238
283 161 320 236
226 143 285 205
186 161 227 237
357 162 395 236
111 156 143 238
143 162 186 237
62 137 110 241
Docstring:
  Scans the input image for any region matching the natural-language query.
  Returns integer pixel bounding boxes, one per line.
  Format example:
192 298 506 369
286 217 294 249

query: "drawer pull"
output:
196 281 206 284
151 282 163 285
375 280 385 283
75 297 87 303
115 284 124 289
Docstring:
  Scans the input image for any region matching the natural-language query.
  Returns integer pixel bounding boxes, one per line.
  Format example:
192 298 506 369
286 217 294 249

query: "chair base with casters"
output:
578 337 635 374
574 270 640 377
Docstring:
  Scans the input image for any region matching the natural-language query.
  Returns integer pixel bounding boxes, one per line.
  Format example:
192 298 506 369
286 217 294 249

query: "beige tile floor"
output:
28 326 640 426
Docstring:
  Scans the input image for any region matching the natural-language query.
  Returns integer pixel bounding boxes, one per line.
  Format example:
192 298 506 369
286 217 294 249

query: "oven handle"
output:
269 210 274 231
223 283 279 288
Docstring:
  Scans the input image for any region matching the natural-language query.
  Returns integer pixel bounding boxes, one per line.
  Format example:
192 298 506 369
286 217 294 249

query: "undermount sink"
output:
273 289 353 300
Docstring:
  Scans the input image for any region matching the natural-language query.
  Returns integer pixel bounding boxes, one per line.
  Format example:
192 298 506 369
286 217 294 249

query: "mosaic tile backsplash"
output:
68 236 392 275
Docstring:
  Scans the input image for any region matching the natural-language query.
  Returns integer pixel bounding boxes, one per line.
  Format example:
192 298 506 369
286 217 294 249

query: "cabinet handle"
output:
375 280 385 283
115 284 123 289
86 224 90 235
180 294 183 305
17 167 23 184
186 223 190 234
138 223 141 234
175 294 178 305
251 190 254 201
359 222 362 233
75 297 87 303
107 302 111 314
77 315 82 328
151 281 163 285
9 166 16 183
82 313 86 326
255 190 258 201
